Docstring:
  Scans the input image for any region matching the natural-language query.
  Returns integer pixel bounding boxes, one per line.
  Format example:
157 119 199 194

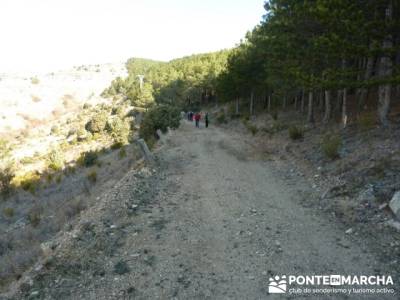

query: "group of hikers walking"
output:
187 111 209 128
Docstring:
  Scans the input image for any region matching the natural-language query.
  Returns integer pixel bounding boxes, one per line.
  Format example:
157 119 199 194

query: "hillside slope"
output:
7 120 398 299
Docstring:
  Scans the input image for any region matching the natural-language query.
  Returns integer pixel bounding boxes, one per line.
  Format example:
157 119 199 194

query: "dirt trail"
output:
9 121 396 299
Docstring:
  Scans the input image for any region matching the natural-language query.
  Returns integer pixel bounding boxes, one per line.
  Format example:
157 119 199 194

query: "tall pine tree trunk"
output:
355 57 364 115
340 59 348 128
267 95 271 112
396 49 400 98
307 91 314 123
250 90 254 115
335 89 342 116
342 88 348 128
323 90 331 123
300 90 305 113
358 55 375 112
294 96 298 110
378 0 393 127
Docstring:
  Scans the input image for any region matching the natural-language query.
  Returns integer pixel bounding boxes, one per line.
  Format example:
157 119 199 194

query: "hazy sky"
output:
0 0 264 73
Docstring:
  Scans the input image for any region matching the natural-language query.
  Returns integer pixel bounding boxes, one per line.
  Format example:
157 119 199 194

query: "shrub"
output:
50 125 60 135
216 111 227 124
248 125 258 135
118 147 127 159
105 117 131 145
0 138 10 160
31 95 41 103
87 170 97 183
64 166 76 176
64 198 86 219
55 175 62 184
111 141 124 150
85 112 108 133
20 156 36 165
13 171 41 194
271 121 287 133
111 106 124 116
0 162 15 196
83 103 91 110
321 133 342 159
3 207 14 218
27 207 41 227
45 173 53 183
271 110 278 120
243 120 258 135
47 149 65 171
288 125 304 140
357 112 376 131
30 77 40 84
139 105 181 145
78 150 99 167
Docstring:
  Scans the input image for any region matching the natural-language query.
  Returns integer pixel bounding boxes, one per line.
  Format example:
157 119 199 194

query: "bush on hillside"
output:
216 111 227 124
85 112 108 133
139 105 181 146
321 133 342 159
0 162 15 196
13 171 41 194
357 112 376 131
78 150 99 167
288 125 304 140
105 117 131 145
47 149 65 171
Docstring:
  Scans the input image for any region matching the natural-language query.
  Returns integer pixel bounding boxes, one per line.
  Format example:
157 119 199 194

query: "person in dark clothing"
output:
205 112 209 128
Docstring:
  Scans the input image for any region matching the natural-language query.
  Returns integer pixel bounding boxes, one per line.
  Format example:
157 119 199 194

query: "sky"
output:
0 0 265 74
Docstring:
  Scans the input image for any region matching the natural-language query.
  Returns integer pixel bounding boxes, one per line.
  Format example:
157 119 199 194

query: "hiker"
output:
195 112 201 128
205 112 209 128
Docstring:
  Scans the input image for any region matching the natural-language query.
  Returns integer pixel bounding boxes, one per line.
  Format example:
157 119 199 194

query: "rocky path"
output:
9 121 397 299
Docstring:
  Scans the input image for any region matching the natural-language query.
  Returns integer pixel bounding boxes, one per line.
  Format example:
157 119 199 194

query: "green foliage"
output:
50 125 60 135
3 207 14 218
55 175 62 184
271 110 278 121
357 112 376 131
13 171 41 194
104 51 230 110
105 117 131 145
118 147 127 159
288 126 304 140
78 150 99 167
111 105 125 116
30 77 40 84
64 165 76 176
213 1 400 125
0 138 10 160
139 105 181 144
0 162 15 196
216 111 227 124
27 207 41 227
47 148 65 171
87 170 97 183
85 112 108 133
271 121 287 133
83 103 91 110
242 119 258 135
321 133 342 159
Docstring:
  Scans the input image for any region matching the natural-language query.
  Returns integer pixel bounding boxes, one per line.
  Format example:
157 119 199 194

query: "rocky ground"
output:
4 120 399 299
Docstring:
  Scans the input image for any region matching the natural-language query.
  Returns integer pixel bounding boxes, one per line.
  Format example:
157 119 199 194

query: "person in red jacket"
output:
195 112 201 128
